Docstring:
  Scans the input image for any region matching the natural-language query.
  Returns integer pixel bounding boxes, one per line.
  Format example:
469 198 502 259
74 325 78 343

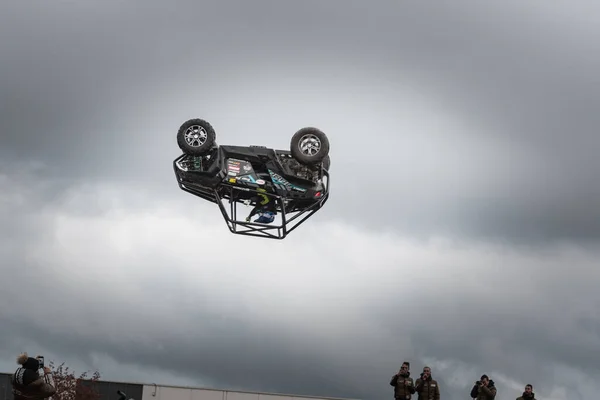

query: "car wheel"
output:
177 118 216 156
290 127 330 166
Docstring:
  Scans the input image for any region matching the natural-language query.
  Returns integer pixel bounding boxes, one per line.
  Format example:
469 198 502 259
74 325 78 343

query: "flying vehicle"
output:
172 118 330 239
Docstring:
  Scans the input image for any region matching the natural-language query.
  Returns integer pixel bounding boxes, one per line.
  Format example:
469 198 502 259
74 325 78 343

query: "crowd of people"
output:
390 361 537 400
8 352 539 400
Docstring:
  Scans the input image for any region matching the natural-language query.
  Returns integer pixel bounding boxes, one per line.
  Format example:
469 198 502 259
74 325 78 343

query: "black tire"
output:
290 127 330 166
323 154 331 171
177 118 216 156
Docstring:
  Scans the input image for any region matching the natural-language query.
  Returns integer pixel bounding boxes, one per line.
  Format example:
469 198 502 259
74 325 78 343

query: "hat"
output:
17 353 40 370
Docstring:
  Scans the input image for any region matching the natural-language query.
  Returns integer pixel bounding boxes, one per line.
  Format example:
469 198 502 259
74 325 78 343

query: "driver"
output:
246 186 276 224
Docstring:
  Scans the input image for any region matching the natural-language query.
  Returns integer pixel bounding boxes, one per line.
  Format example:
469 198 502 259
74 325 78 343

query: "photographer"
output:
470 374 496 399
414 366 440 400
390 361 415 400
516 384 536 400
11 352 56 400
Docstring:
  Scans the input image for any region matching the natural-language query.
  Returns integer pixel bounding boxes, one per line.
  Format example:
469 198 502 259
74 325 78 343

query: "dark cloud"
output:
2 175 598 400
2 1 600 400
3 236 600 400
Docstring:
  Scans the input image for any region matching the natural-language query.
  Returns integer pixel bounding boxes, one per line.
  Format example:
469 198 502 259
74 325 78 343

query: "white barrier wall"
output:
140 385 357 400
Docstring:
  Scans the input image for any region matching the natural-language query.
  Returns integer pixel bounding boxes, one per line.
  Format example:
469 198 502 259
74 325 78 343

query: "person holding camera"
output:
516 384 536 400
469 374 497 399
390 361 416 400
11 353 56 400
414 366 440 400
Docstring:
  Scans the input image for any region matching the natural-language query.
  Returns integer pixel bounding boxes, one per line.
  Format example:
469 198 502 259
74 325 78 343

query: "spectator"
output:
414 366 440 400
390 361 415 400
516 384 536 400
10 352 56 400
470 374 496 399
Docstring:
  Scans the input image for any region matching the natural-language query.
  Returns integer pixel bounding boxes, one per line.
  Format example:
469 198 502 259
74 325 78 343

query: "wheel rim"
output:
298 134 321 157
184 125 208 147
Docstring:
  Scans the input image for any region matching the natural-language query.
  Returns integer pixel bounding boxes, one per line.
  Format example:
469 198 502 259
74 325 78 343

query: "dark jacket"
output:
516 392 536 400
390 372 415 399
414 373 440 400
470 380 497 400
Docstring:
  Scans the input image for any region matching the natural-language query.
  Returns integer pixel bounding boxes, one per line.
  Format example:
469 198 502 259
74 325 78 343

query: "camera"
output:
36 356 44 369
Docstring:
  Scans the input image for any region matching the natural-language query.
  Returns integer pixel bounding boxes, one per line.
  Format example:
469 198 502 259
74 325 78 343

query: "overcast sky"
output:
1 1 599 400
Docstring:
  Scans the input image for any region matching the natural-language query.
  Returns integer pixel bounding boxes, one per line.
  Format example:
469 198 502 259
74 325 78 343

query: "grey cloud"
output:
2 173 599 400
3 230 600 400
